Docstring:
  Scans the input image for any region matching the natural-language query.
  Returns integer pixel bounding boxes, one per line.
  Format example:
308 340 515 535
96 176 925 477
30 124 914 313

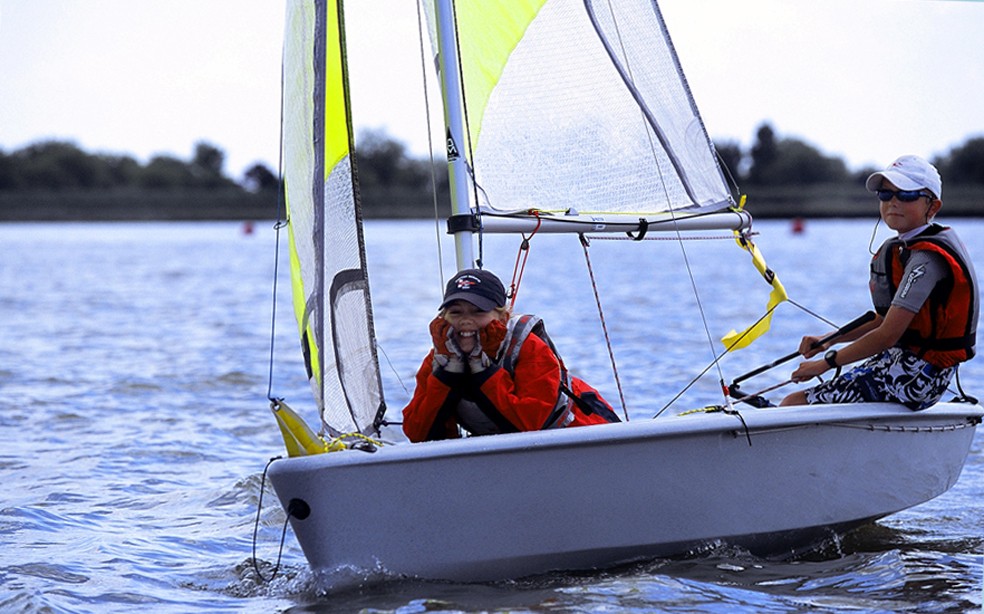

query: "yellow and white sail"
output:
426 0 737 219
281 0 385 440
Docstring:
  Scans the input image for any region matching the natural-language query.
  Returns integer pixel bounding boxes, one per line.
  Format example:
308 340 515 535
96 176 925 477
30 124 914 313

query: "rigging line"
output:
716 147 743 197
251 456 287 582
507 212 542 307
665 223 730 408
786 298 838 329
578 234 630 420
594 0 731 410
656 297 843 417
377 340 411 397
654 309 775 417
478 218 485 271
266 39 290 402
598 0 651 156
950 364 979 404
952 365 968 400
265 201 286 402
415 0 447 288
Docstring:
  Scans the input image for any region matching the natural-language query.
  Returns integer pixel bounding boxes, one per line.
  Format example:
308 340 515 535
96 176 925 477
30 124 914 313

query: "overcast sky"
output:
1 0 981 180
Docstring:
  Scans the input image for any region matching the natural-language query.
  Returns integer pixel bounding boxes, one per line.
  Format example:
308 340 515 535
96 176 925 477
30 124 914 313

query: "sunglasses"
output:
876 189 933 203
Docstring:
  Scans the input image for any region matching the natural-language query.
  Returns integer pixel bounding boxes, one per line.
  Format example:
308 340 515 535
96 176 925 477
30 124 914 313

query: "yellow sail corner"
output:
271 400 328 457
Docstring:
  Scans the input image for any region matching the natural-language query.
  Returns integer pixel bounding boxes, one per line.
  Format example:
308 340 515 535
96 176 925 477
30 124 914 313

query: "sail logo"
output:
446 130 460 161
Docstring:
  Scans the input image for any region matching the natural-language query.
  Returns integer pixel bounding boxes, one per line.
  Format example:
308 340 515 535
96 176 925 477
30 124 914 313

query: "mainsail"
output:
281 0 384 437
430 0 738 221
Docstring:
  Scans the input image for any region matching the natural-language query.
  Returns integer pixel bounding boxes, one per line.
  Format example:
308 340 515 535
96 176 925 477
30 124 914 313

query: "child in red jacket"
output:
402 269 619 442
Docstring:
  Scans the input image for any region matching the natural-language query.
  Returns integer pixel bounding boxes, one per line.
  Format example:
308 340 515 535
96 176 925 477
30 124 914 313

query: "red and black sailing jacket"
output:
402 314 618 442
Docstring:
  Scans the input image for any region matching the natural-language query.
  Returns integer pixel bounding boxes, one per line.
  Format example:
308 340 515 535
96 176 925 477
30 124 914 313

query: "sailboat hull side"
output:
267 402 981 584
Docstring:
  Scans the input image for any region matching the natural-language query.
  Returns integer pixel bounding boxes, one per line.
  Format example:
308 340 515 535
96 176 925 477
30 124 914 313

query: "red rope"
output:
508 210 542 309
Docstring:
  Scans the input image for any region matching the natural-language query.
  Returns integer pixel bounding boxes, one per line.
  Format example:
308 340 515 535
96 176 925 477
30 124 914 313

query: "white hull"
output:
268 402 981 585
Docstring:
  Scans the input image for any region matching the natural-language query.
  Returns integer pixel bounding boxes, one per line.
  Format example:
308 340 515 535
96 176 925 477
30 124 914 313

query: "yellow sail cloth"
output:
721 203 788 351
271 400 328 457
456 0 547 151
323 4 349 177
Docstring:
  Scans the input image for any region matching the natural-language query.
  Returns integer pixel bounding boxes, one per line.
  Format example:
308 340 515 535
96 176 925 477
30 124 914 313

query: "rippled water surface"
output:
1 219 981 612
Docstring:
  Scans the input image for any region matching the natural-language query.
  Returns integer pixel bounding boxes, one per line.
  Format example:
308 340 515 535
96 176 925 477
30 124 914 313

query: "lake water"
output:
1 217 982 612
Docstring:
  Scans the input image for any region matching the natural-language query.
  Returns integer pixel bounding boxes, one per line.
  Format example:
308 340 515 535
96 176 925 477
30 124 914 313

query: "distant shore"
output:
0 184 978 222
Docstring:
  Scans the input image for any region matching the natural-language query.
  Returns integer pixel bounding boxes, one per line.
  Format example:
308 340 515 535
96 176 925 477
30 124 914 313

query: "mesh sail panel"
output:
454 0 732 215
282 0 383 436
321 159 384 436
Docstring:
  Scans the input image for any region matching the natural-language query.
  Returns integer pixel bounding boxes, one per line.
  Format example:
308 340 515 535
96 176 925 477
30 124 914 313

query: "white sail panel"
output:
321 157 384 437
282 0 384 437
454 0 733 216
283 0 321 397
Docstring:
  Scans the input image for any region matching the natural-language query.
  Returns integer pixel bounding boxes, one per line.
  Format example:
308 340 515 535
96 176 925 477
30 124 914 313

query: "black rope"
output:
950 364 979 404
724 407 753 446
626 218 649 241
251 456 289 583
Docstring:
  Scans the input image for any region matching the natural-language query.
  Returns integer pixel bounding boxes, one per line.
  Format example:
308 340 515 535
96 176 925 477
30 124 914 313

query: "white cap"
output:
865 155 942 199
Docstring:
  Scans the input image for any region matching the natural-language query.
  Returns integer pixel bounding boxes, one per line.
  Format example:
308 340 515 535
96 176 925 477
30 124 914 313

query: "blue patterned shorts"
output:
804 346 955 410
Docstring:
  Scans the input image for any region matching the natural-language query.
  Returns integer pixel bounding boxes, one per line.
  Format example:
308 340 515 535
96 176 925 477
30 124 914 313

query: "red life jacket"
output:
878 225 977 368
490 314 620 430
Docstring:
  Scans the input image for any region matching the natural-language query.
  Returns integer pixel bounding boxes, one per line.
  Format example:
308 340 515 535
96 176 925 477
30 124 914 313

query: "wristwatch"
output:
824 349 838 368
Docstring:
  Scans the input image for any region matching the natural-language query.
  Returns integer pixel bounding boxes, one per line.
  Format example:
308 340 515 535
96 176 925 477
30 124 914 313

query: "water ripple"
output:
1 220 982 612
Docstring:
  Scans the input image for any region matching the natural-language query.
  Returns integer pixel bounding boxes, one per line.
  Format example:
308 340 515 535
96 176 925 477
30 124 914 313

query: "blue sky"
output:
1 0 981 179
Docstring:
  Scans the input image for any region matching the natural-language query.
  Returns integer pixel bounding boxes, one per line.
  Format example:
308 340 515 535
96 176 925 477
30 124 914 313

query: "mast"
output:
313 0 328 415
434 0 475 271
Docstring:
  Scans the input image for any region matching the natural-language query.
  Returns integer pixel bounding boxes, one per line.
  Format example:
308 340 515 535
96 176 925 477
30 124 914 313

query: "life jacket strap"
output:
559 382 621 423
899 330 975 353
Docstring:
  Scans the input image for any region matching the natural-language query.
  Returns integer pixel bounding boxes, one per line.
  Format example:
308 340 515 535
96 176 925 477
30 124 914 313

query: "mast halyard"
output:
434 0 476 271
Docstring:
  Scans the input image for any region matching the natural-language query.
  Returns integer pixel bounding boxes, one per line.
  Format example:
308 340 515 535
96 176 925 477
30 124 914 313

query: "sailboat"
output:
266 0 982 587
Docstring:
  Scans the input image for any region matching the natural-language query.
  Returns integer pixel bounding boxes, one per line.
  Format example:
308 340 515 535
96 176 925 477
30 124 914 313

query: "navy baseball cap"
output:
439 269 506 311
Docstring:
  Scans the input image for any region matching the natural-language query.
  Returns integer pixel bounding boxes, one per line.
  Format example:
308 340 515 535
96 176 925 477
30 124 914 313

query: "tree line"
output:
715 124 984 189
1 124 981 220
0 140 278 193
